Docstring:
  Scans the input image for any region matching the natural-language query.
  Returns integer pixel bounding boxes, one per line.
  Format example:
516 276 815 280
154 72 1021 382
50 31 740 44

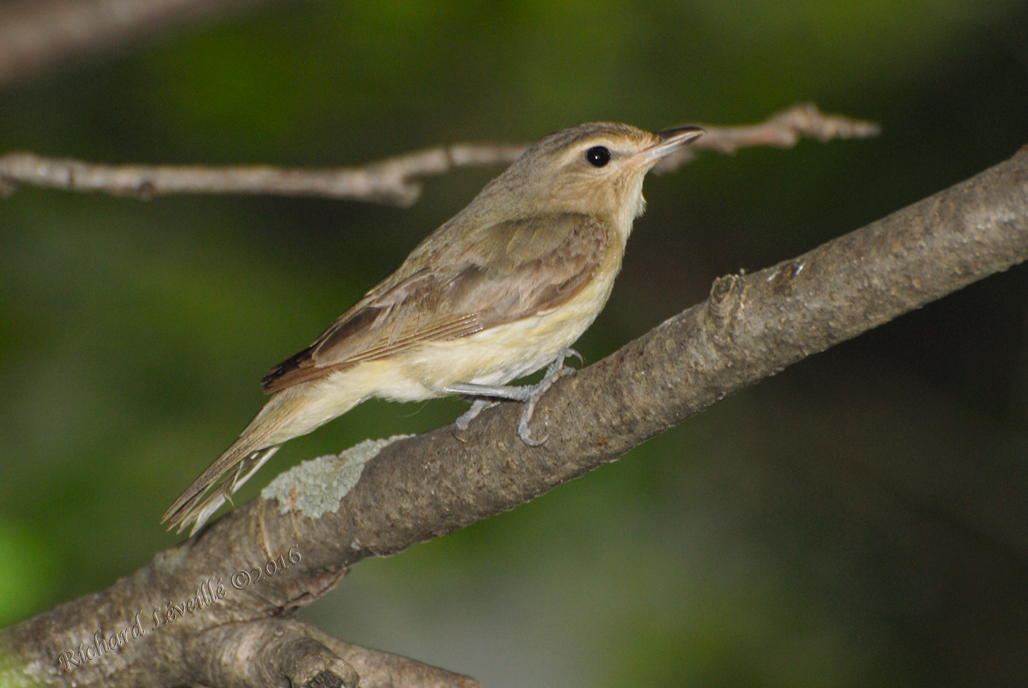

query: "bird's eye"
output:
585 146 611 168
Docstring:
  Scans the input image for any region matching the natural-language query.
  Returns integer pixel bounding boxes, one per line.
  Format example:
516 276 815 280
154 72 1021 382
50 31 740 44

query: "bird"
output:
163 121 704 535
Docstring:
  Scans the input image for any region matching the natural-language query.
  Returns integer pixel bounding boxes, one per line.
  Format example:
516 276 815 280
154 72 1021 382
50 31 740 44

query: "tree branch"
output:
0 104 879 205
653 102 882 172
1 141 1024 686
0 0 292 86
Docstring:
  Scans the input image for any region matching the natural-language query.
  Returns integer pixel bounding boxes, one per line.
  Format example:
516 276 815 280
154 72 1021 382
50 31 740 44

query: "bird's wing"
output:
261 212 611 393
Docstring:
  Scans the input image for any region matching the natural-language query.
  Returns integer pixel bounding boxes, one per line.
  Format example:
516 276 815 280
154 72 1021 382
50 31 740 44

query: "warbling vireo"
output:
164 121 703 534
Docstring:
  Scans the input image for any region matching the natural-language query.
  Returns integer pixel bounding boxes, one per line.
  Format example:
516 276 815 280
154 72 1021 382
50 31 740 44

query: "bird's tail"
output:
162 390 310 536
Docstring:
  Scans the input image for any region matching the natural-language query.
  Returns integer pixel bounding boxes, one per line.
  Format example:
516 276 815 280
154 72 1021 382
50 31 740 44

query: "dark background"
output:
2 1 1027 686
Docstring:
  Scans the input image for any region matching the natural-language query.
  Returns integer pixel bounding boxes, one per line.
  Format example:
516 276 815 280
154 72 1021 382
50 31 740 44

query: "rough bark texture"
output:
1 149 1026 687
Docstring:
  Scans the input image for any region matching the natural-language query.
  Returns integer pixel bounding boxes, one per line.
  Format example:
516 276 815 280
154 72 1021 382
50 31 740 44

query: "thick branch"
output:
0 0 290 86
183 619 360 688
0 104 878 205
2 148 1024 687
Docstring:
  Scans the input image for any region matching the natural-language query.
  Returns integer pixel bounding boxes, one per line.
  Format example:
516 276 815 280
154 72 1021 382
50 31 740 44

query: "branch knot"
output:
707 273 744 324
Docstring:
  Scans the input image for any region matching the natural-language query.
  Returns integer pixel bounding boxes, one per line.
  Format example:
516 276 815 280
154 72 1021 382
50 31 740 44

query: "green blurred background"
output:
2 1 1028 686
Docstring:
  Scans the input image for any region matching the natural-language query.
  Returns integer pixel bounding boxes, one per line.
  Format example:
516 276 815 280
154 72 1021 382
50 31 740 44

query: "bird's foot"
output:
452 399 500 442
444 347 582 446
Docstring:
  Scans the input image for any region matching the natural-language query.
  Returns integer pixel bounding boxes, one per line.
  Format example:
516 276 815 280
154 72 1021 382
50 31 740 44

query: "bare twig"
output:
1 144 1024 688
0 144 527 206
0 104 878 206
655 102 882 171
0 0 291 86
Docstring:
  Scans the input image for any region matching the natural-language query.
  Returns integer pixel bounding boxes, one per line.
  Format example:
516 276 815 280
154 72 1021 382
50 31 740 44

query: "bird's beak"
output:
632 126 704 167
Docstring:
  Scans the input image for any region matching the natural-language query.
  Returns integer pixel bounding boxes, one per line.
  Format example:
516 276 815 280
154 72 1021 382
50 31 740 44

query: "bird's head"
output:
476 122 703 241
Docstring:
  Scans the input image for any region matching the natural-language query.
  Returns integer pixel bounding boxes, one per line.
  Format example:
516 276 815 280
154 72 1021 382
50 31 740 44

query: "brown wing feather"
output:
262 212 610 394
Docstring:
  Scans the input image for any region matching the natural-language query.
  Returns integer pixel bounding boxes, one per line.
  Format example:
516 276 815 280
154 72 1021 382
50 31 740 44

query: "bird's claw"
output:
515 347 583 446
452 398 498 442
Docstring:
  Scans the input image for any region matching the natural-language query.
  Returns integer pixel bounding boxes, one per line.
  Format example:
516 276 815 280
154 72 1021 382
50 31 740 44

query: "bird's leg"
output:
512 347 582 445
444 348 583 446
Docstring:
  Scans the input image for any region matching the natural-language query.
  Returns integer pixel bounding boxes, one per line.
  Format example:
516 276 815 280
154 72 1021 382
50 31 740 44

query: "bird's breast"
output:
379 245 625 399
